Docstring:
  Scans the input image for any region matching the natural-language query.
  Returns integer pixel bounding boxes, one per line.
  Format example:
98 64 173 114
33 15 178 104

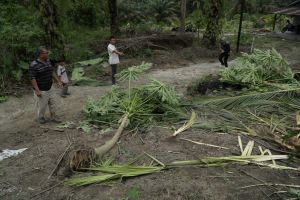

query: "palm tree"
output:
39 0 64 57
202 0 224 48
148 0 177 23
180 0 187 32
107 0 120 35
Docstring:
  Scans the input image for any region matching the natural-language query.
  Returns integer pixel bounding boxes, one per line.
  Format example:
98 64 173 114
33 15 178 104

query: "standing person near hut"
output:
218 38 231 68
107 36 124 85
29 47 63 124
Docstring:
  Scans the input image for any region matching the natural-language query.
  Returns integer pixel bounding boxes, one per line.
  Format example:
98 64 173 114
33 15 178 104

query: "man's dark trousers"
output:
111 64 117 84
219 52 229 68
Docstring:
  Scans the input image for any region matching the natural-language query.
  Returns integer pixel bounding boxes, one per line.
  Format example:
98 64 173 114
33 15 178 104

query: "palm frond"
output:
145 79 180 106
117 62 152 82
173 111 196 136
195 88 300 109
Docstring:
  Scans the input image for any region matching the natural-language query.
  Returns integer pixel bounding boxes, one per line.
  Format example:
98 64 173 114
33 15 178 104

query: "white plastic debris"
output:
0 148 27 161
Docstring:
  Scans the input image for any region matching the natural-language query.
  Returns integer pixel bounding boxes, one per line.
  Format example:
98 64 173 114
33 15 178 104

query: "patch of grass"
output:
0 96 8 103
126 187 140 200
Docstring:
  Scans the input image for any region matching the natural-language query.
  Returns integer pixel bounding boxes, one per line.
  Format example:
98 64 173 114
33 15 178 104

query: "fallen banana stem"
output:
239 183 300 189
143 151 165 167
180 138 230 150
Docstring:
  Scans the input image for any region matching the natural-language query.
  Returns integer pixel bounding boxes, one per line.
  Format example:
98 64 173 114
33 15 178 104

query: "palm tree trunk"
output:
202 0 224 48
107 0 120 35
228 0 240 19
180 0 187 32
39 0 64 57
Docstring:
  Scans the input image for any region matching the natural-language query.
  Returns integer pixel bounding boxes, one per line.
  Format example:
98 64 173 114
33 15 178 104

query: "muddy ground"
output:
1 35 300 200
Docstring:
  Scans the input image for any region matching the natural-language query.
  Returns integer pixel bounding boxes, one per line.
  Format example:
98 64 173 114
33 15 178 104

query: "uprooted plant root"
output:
68 145 96 171
63 115 129 174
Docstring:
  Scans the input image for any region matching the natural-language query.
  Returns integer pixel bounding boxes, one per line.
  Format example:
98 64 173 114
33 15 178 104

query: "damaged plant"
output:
191 49 300 151
68 62 183 171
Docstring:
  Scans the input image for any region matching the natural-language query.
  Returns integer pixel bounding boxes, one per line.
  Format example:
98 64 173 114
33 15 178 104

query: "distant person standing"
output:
29 47 63 124
219 38 230 68
107 36 124 85
282 20 295 32
57 60 70 97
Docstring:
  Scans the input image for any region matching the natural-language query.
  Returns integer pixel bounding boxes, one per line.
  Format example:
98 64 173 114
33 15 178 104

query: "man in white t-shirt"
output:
107 36 124 84
57 61 70 97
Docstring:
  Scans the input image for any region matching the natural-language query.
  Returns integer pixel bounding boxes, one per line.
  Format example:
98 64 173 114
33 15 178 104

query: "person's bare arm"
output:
113 50 124 56
31 79 42 97
52 71 63 88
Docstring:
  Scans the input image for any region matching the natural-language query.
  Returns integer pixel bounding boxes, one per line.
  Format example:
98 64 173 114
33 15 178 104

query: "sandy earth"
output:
1 61 300 200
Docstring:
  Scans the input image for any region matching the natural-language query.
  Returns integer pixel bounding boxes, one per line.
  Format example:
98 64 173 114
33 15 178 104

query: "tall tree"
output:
202 0 224 48
228 0 240 19
180 0 187 32
108 0 120 35
39 0 64 54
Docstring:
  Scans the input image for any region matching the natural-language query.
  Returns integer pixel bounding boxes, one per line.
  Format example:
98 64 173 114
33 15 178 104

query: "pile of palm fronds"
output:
219 48 297 87
65 137 299 187
190 49 300 150
84 62 182 130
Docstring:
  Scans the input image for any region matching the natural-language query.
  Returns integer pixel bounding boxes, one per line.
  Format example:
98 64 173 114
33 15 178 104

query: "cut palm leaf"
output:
180 138 229 150
173 111 196 136
195 87 300 110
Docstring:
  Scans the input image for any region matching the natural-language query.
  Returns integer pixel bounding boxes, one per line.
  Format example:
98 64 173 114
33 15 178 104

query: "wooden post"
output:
273 14 277 31
236 0 245 53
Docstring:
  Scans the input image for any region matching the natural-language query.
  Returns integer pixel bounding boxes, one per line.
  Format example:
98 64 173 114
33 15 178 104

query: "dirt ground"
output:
1 37 300 200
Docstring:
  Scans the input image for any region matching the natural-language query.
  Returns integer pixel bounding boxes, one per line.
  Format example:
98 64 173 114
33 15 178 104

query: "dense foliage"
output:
0 0 295 94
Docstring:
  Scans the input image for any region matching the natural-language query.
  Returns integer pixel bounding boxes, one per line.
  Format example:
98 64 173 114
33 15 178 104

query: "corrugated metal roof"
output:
273 7 300 16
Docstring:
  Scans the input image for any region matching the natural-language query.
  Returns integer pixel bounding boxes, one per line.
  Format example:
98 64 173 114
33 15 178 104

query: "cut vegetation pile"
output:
66 62 185 171
83 62 182 130
63 49 300 189
190 48 300 151
66 137 299 187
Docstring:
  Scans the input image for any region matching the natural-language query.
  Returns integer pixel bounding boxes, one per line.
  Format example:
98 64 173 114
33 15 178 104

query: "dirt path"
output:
0 61 220 133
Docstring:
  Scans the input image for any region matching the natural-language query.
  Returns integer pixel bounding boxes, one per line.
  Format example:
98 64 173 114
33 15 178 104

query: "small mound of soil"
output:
187 74 244 96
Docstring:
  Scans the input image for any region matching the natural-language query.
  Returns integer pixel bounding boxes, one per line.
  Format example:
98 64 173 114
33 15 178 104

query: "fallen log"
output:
92 33 194 54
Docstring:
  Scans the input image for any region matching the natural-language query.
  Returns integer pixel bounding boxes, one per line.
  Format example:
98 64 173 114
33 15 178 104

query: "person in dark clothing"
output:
29 47 63 124
282 20 295 32
219 38 230 68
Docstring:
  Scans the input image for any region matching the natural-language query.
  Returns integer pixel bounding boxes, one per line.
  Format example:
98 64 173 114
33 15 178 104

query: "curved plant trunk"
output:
95 114 129 157
180 0 187 32
108 0 120 35
39 0 64 58
202 0 224 48
68 114 129 171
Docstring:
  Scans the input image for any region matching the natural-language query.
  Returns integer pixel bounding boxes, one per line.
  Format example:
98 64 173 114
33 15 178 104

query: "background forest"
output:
0 0 295 93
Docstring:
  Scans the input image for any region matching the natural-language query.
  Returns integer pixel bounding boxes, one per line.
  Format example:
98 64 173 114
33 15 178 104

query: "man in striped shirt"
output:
29 47 63 124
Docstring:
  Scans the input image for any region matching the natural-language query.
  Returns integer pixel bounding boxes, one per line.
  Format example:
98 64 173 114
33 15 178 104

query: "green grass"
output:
0 96 8 103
